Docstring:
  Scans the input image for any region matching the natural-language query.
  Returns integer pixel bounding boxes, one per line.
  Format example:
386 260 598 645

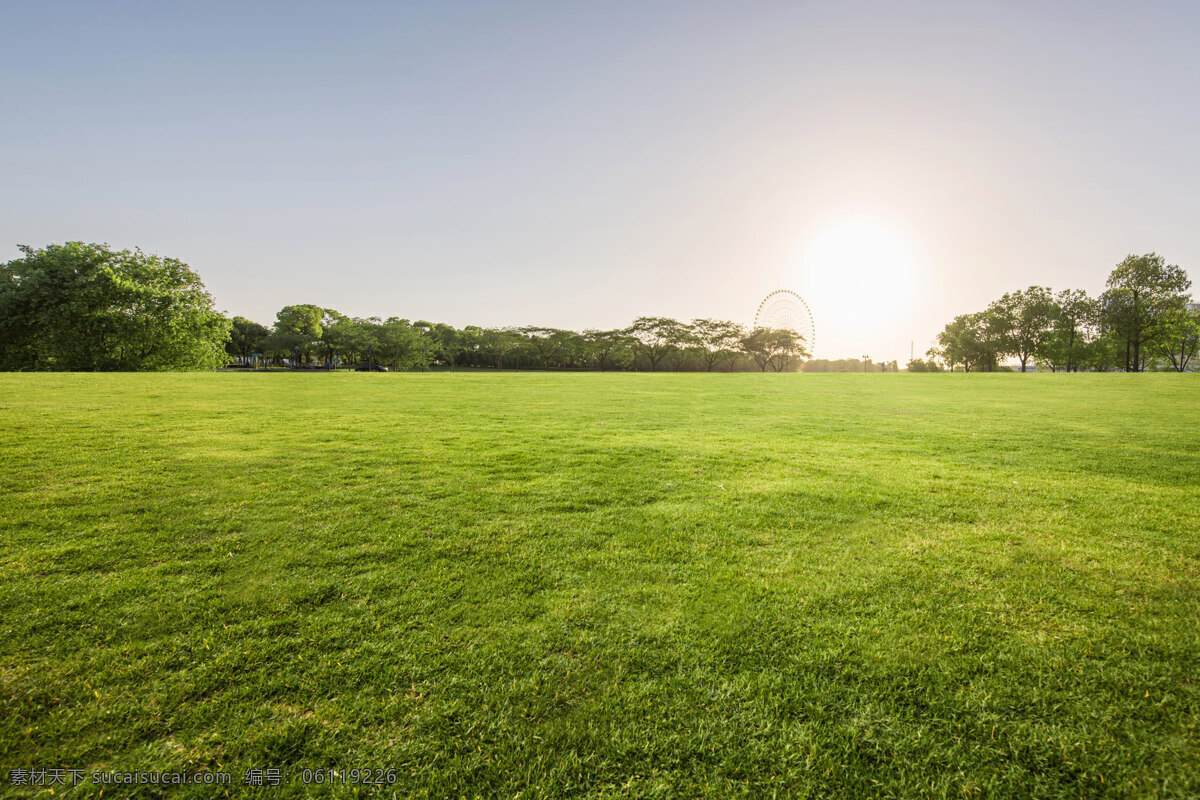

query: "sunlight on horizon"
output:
788 214 926 356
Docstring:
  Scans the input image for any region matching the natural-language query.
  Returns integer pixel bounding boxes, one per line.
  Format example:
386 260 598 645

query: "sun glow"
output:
792 216 920 329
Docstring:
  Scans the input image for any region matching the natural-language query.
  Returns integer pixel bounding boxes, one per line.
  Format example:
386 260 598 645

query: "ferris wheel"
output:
754 290 816 354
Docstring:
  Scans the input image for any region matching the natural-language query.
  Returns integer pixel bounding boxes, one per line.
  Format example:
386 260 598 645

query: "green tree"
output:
227 317 271 363
691 319 746 372
989 286 1055 371
933 312 1003 372
626 317 686 371
0 242 230 371
258 330 307 367
659 323 698 372
322 315 377 368
480 328 521 370
378 318 434 370
266 304 328 366
771 328 809 371
740 328 808 372
740 328 773 371
456 326 483 368
413 322 466 370
550 329 586 369
1151 305 1200 372
274 304 325 338
518 327 573 369
1101 253 1192 371
1041 289 1099 372
582 329 635 371
1079 330 1123 372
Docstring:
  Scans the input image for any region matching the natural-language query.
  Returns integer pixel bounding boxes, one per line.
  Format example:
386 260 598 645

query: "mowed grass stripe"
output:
1 373 1197 798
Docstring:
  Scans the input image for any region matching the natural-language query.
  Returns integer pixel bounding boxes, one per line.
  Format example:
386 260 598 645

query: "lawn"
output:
1 372 1198 798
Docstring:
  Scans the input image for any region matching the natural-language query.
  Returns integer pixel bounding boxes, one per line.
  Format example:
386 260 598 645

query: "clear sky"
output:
3 1 1198 361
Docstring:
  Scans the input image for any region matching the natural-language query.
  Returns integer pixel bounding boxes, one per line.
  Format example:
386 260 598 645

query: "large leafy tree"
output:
322 315 377 367
518 326 578 369
0 242 229 371
740 327 809 372
480 328 521 370
691 318 745 372
1101 253 1191 371
1041 289 1099 372
412 321 466 370
1151 305 1200 372
260 304 352 366
551 329 587 369
933 312 1003 372
377 318 435 370
456 326 483 368
1076 330 1123 372
227 317 271 363
274 304 325 338
582 329 635 371
626 317 686 371
261 304 327 366
739 329 774 372
769 328 809 372
989 286 1055 371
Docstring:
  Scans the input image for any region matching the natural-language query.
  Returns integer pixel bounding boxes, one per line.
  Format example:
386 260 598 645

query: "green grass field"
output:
2 373 1198 798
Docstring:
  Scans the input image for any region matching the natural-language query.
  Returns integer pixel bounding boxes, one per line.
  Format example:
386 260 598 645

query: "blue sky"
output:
3 1 1198 360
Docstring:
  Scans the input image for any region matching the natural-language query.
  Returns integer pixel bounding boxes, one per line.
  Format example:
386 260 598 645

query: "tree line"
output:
1 242 810 372
6 243 1194 373
922 253 1198 372
229 310 811 372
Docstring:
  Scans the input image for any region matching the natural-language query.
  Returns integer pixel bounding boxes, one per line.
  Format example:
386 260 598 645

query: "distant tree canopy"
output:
903 358 943 373
10 242 1192 374
227 311 815 373
0 242 230 371
927 254 1194 372
807 358 900 373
